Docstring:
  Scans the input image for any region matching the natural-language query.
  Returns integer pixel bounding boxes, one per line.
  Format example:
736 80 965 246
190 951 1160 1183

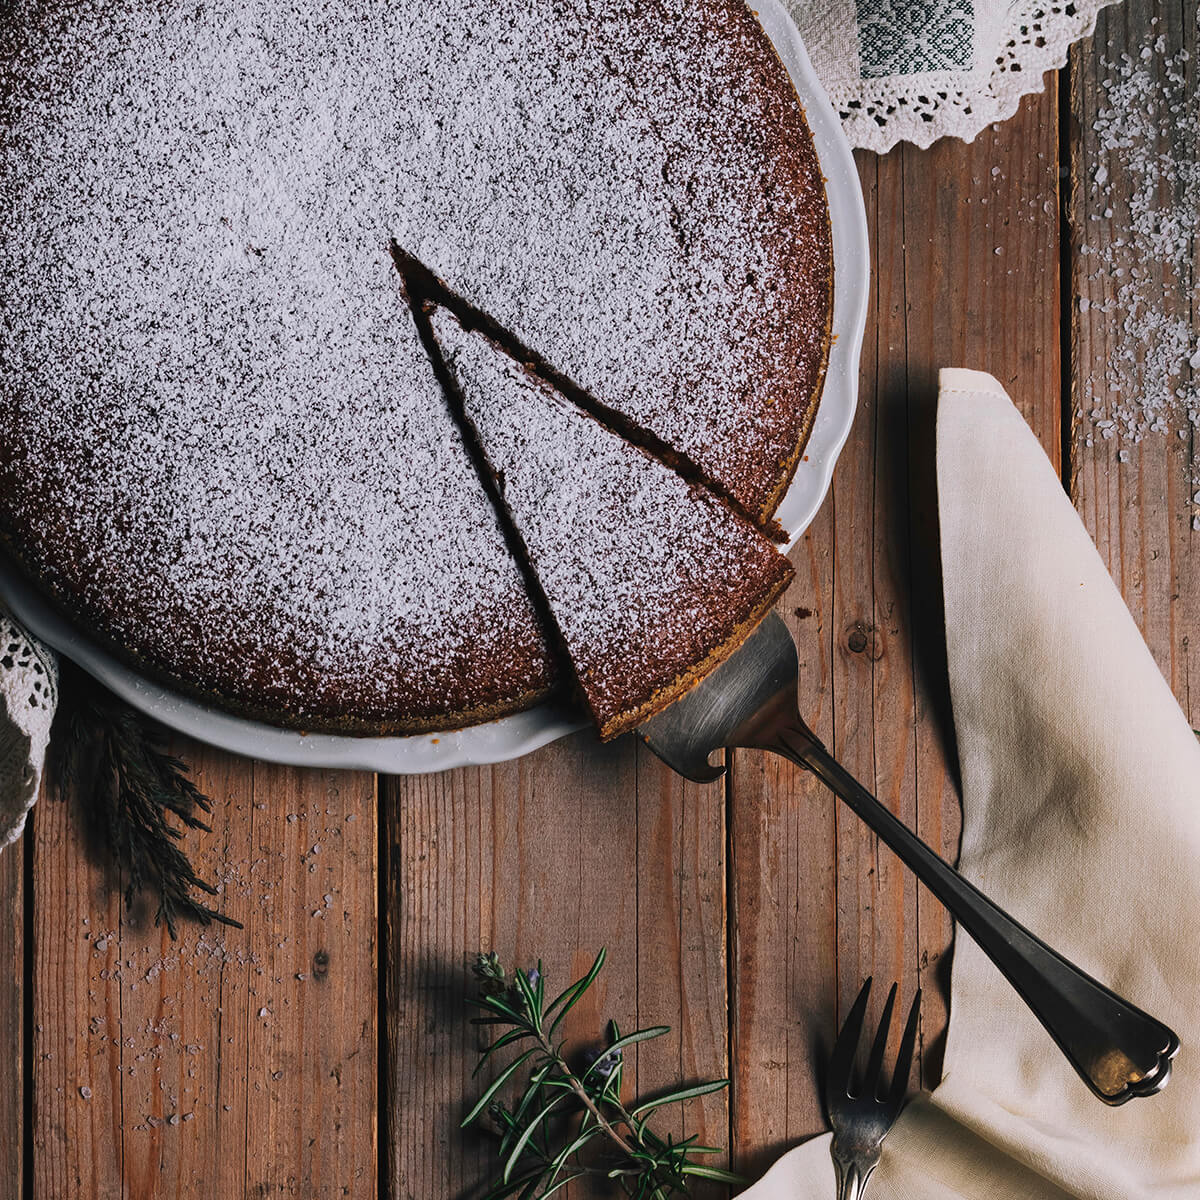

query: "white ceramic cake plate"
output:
2 0 869 774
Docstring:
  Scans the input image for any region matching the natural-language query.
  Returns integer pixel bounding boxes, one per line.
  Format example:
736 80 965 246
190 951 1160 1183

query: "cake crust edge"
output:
595 561 795 742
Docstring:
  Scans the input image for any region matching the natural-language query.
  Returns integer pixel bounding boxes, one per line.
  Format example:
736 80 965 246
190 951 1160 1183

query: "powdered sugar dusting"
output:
432 308 791 729
0 0 553 726
0 0 824 727
1076 26 1199 464
388 0 831 516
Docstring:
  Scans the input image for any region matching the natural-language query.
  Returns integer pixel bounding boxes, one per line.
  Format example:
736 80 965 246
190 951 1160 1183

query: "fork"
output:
825 978 921 1200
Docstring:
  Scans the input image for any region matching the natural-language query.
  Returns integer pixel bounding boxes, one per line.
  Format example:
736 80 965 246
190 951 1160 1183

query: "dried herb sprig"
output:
467 949 742 1199
53 666 241 938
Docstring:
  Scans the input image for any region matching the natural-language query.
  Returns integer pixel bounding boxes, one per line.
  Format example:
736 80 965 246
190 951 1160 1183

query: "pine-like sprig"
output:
52 665 241 938
466 949 742 1199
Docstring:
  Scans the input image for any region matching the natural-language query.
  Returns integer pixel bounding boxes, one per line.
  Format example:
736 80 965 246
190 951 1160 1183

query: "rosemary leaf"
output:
50 663 241 938
631 1079 732 1120
462 1047 541 1128
466 949 743 1198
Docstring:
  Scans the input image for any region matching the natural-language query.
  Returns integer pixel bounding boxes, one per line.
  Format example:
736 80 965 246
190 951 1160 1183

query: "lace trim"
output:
826 1 1120 154
0 612 59 846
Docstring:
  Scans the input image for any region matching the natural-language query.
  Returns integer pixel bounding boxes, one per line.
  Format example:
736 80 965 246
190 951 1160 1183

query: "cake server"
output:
637 612 1179 1105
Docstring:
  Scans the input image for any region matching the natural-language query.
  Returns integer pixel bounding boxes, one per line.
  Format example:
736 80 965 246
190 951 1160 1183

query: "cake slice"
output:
426 305 795 740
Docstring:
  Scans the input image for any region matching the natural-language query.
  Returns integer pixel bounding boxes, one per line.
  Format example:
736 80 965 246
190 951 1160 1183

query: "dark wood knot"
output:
844 622 884 660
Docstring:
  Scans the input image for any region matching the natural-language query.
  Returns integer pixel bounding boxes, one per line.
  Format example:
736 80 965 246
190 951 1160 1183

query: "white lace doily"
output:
0 609 58 847
785 0 1121 153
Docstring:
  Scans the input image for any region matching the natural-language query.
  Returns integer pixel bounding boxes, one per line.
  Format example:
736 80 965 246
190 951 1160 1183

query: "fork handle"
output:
834 1160 870 1200
750 708 1179 1106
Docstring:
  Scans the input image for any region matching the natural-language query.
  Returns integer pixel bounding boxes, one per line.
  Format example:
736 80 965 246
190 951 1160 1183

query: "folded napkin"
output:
784 0 1119 152
743 369 1200 1199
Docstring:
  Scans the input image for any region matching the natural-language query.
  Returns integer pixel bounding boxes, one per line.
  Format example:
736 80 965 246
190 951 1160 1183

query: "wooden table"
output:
7 2 1195 1195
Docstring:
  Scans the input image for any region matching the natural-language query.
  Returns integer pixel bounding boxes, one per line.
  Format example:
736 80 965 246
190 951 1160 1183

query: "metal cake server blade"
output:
638 612 1180 1106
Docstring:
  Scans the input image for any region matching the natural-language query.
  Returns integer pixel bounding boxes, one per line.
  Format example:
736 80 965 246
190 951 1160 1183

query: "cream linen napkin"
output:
740 369 1200 1199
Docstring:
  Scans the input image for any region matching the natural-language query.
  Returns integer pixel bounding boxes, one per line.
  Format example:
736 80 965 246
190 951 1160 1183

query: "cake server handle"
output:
733 695 1180 1106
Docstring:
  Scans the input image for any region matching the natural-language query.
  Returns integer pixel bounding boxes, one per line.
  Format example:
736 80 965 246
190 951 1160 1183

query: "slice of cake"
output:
426 306 795 740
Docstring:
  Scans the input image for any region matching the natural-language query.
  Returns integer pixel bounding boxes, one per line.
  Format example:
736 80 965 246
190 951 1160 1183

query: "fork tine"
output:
863 982 898 1097
888 987 922 1106
826 976 872 1103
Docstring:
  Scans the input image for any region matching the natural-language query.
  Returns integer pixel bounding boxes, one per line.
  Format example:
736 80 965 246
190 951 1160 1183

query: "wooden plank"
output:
386 738 637 1199
829 139 918 1069
385 732 729 1197
729 82 1063 1164
632 745 728 1186
727 542 837 1175
33 743 377 1199
895 84 1063 1089
31 771 125 1200
1069 0 1197 728
0 837 23 1196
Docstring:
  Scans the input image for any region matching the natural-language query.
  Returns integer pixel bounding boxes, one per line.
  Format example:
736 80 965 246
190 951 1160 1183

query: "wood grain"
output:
31 770 125 1200
631 745 728 1188
729 82 1063 1170
0 837 24 1197
386 737 637 1199
891 83 1064 1091
32 746 376 1199
727 507 837 1174
1069 0 1198 729
385 732 729 1198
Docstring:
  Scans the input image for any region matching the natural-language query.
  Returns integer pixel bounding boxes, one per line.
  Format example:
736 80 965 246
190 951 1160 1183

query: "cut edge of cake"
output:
595 570 792 740
391 243 798 541
420 298 796 741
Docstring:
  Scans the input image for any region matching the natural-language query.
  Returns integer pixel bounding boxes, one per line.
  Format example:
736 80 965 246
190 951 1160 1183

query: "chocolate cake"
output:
0 0 832 735
428 307 795 739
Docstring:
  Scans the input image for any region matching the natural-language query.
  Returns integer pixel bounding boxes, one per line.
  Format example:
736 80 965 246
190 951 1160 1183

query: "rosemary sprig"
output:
52 665 241 938
467 949 742 1199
